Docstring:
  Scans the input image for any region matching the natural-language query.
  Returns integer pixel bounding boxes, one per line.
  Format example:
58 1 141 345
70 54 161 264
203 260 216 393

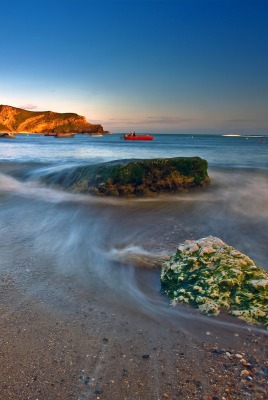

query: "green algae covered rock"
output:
42 157 209 197
161 236 268 328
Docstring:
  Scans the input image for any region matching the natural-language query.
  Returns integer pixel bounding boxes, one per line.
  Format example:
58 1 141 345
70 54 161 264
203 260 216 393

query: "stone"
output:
161 236 268 328
42 157 210 197
235 354 243 359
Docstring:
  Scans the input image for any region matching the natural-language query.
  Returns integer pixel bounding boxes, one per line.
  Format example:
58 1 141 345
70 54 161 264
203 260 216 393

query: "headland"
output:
0 104 109 134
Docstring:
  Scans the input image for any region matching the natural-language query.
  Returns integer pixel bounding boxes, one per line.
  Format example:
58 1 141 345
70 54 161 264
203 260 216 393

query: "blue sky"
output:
0 0 268 133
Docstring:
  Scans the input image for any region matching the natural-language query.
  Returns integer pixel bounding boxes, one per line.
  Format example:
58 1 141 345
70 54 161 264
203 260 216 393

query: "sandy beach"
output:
0 246 267 400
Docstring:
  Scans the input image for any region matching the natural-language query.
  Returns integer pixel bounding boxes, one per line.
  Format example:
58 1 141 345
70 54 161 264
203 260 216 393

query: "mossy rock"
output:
41 157 210 197
161 236 268 328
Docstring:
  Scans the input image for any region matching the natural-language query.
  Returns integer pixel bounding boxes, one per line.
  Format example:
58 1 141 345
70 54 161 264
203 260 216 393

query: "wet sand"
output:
0 249 267 400
0 167 267 399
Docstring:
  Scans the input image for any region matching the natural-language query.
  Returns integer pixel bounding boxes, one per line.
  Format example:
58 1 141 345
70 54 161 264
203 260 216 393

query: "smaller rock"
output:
211 349 225 355
241 359 251 367
240 370 250 377
142 354 150 360
93 384 102 394
235 354 243 359
161 236 268 328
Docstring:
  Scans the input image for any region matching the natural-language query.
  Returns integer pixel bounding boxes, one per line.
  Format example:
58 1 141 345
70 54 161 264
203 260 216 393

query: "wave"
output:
0 168 267 339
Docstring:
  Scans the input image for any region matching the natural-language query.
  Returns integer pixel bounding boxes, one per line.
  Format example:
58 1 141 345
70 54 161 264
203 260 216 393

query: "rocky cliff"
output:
0 105 106 133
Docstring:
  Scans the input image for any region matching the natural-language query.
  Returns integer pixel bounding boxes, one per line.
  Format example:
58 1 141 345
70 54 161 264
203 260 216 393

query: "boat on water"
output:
89 134 103 137
0 132 16 139
122 133 154 141
54 133 76 138
222 134 241 137
44 132 57 137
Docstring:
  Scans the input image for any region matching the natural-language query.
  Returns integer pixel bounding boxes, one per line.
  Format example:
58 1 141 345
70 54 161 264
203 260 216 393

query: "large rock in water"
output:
42 157 209 197
161 236 268 328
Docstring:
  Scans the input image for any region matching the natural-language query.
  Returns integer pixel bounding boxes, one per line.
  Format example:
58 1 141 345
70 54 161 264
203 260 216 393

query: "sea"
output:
0 133 267 338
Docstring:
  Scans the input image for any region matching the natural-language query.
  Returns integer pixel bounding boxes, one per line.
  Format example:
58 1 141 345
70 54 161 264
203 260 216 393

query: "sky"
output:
0 0 268 134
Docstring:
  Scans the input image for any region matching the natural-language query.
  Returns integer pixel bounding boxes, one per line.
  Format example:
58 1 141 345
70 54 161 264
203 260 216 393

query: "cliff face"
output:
0 105 106 133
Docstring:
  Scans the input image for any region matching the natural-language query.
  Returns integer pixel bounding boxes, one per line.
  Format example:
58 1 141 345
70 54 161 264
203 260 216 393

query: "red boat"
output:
122 133 154 141
44 132 57 136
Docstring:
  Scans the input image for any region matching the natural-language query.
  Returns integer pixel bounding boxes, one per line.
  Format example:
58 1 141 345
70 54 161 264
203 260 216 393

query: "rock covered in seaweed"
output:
41 157 209 197
161 236 268 328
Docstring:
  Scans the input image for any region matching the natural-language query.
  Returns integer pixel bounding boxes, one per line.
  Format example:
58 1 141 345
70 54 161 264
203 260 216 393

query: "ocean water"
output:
0 133 267 337
0 133 267 168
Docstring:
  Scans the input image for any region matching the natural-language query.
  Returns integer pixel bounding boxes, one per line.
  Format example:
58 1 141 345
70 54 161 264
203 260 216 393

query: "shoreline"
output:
0 251 267 400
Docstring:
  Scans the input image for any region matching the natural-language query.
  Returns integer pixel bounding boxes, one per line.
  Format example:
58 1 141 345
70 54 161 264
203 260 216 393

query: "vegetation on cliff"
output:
161 236 268 328
0 105 105 133
41 157 210 197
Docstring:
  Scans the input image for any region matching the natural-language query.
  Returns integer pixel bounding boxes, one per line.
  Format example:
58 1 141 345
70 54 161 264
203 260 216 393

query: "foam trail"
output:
0 172 131 206
108 245 169 268
83 242 268 338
